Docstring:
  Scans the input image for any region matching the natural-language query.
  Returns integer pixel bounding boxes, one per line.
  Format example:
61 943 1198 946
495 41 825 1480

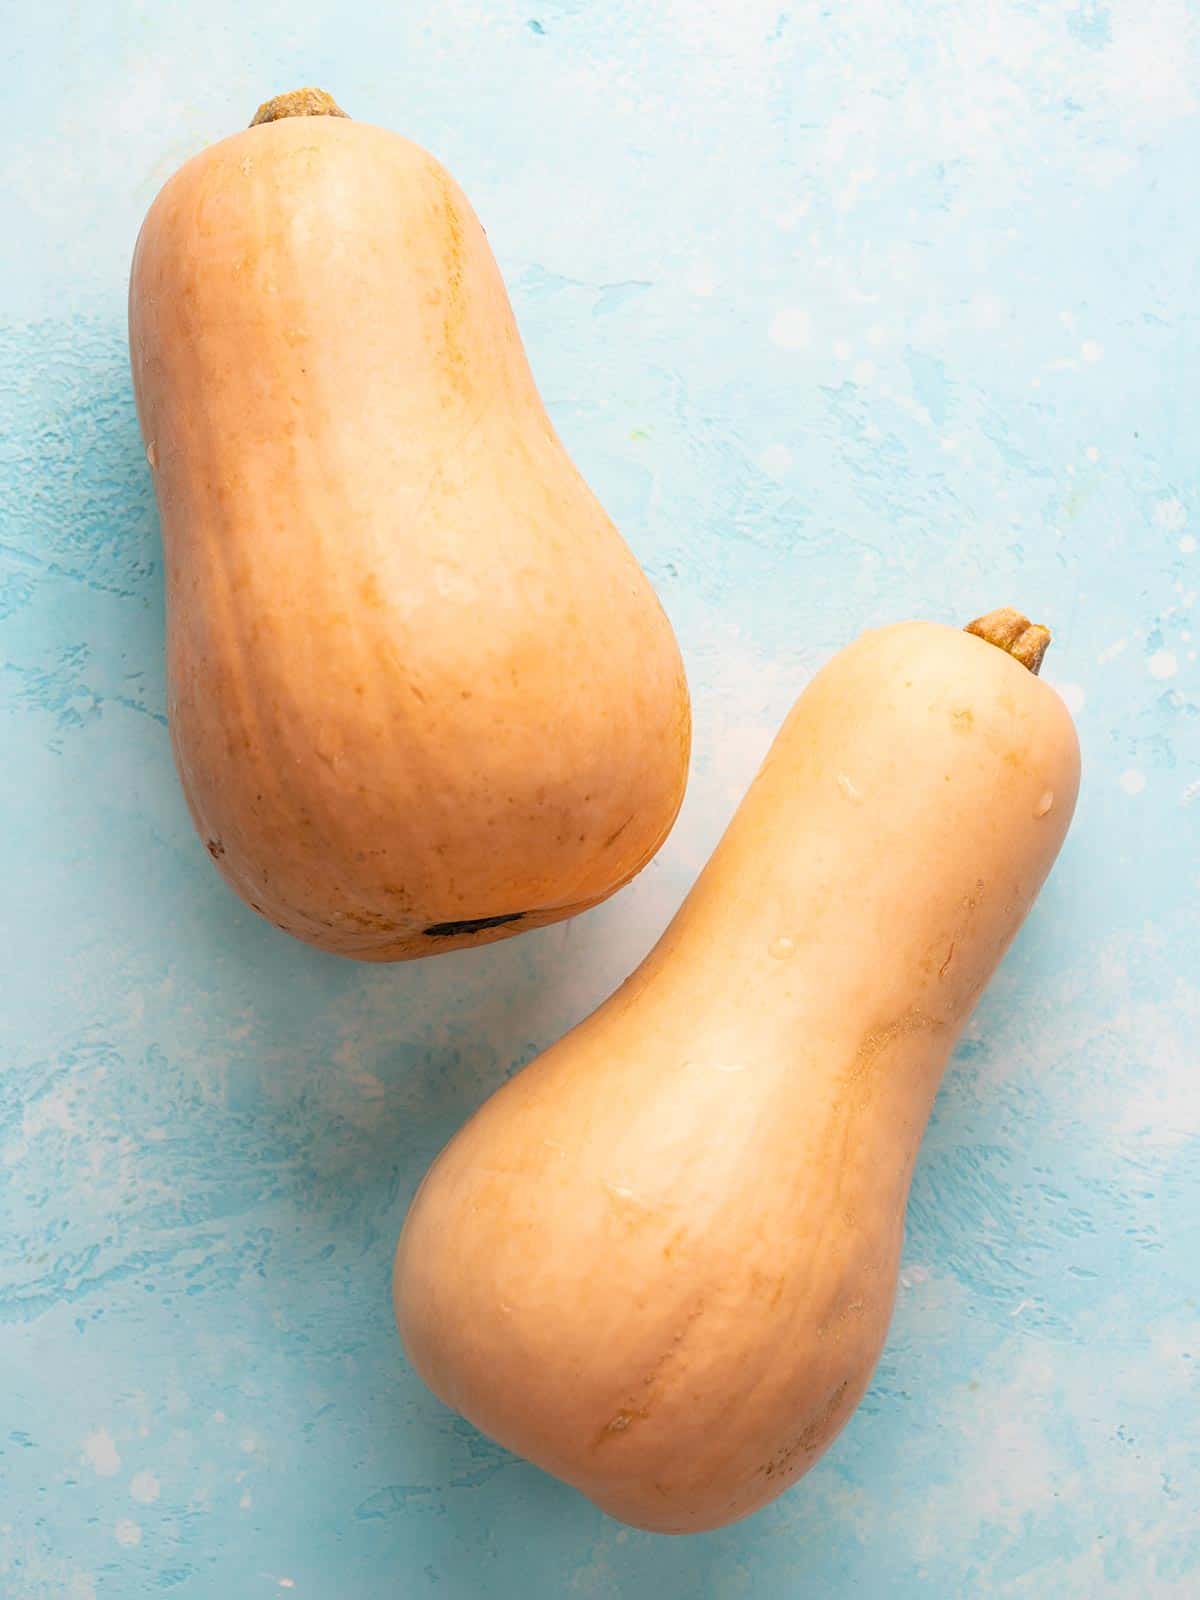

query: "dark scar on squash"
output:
423 912 527 938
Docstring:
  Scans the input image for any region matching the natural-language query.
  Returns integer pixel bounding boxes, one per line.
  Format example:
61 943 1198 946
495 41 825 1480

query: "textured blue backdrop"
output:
2 2 1198 1595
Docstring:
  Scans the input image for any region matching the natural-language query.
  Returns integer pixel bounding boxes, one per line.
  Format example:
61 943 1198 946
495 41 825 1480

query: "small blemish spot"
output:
684 1055 743 1075
836 773 863 803
145 441 157 469
768 935 796 960
1034 790 1054 818
424 911 525 938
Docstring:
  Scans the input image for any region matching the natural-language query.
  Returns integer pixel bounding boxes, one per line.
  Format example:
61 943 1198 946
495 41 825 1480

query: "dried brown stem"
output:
964 608 1051 674
250 88 348 127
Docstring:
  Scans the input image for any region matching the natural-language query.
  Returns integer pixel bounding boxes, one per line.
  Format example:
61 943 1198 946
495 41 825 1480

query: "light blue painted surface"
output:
2 2 1198 1594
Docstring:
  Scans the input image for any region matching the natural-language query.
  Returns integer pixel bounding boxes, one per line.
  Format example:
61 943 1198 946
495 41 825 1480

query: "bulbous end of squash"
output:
965 607 1051 674
250 88 348 126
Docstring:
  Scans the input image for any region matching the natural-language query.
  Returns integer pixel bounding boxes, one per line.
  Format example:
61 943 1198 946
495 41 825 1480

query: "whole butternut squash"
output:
128 90 689 959
395 609 1080 1531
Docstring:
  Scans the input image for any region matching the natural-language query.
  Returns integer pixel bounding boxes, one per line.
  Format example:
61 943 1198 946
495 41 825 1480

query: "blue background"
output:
2 2 1198 1595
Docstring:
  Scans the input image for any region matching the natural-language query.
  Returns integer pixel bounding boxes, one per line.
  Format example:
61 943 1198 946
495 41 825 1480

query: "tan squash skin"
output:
128 92 690 959
394 612 1080 1532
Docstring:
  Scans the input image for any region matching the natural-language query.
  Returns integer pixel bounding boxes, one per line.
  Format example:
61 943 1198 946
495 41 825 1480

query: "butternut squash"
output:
394 609 1079 1531
128 90 689 959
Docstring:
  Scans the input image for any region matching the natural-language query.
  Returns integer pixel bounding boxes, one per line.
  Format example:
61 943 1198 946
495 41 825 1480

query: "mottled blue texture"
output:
3 3 1198 1596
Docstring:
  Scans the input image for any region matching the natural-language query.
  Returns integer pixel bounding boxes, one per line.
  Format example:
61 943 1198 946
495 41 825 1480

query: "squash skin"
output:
128 112 689 959
394 619 1080 1531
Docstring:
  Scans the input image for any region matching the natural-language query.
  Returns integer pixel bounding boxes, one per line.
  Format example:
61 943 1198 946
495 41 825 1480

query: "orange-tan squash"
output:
394 609 1080 1531
128 89 689 959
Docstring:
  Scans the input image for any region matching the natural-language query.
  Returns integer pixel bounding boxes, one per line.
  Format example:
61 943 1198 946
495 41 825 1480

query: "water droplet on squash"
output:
836 773 863 803
1034 790 1054 818
145 441 157 469
768 935 796 960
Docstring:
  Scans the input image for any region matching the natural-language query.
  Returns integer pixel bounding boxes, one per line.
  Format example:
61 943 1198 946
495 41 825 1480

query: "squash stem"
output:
250 88 348 126
964 608 1051 674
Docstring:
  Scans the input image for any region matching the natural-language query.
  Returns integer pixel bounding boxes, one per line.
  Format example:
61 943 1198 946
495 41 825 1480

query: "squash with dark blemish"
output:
129 89 690 960
395 610 1079 1531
